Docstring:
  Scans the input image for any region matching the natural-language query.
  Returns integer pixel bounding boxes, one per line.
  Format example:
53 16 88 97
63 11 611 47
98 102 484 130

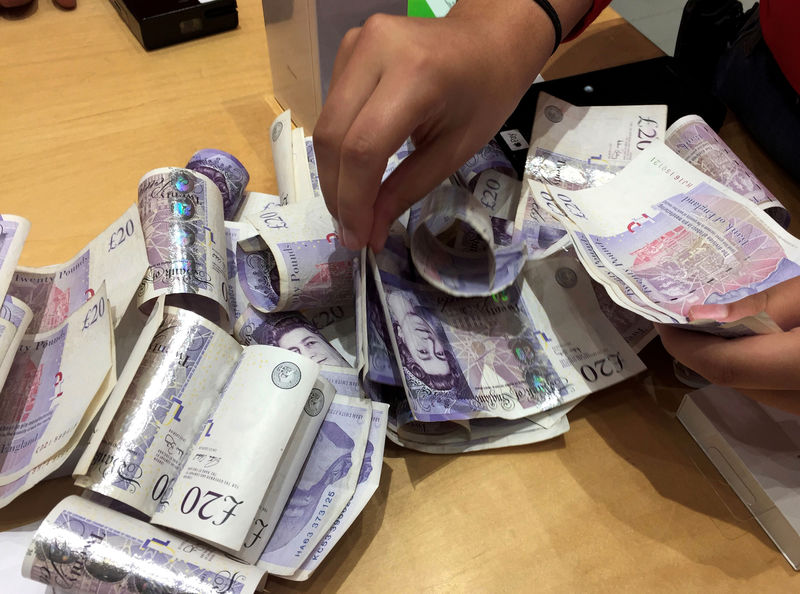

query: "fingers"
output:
657 324 800 390
368 132 468 251
688 276 800 330
313 25 381 224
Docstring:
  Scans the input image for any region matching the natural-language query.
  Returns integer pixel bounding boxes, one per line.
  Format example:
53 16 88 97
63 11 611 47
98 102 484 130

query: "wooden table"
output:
2 2 800 592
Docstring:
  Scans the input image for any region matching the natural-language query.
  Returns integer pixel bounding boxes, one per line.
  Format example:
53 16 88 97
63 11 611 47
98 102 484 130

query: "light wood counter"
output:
1 2 799 592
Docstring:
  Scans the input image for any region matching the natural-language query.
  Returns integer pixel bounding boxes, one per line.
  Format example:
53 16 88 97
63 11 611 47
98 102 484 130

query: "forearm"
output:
445 0 594 100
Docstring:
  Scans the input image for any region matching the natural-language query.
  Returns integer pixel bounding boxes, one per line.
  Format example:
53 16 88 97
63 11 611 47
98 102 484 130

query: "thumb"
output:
688 276 800 330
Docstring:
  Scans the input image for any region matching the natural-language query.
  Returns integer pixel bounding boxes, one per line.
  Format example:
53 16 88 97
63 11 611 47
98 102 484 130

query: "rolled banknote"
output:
408 183 527 297
0 286 113 487
241 199 356 312
151 345 321 551
136 167 229 325
74 297 165 478
292 127 314 203
518 94 667 259
545 142 800 325
665 114 788 227
371 247 646 423
0 295 32 391
22 495 267 594
234 306 351 368
456 138 516 191
289 401 389 581
76 306 242 517
0 213 30 299
271 110 295 205
364 264 403 387
258 395 372 577
223 221 253 325
187 149 250 221
230 377 336 564
8 204 147 334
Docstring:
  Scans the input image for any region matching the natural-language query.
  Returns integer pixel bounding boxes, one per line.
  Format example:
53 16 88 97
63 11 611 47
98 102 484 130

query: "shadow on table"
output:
561 339 795 579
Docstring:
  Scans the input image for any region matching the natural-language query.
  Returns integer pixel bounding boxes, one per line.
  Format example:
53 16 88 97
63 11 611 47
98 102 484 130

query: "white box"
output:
262 0 408 130
678 385 800 570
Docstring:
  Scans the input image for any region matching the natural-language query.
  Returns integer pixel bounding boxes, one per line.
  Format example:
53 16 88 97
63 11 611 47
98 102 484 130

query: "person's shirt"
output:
760 0 800 95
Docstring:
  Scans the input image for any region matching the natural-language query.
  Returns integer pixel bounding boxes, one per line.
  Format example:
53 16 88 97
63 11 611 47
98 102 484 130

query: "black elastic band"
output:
532 0 562 54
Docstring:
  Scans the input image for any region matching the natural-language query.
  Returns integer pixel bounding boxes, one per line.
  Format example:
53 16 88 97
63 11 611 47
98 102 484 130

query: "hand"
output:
657 276 800 414
313 0 592 251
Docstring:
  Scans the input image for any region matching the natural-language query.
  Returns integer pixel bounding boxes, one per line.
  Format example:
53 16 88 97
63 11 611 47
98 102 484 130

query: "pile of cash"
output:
4 87 798 589
3 146 387 589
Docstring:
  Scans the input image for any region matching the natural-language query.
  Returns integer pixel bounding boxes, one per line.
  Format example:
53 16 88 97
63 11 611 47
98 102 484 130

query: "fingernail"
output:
688 303 730 322
341 226 359 250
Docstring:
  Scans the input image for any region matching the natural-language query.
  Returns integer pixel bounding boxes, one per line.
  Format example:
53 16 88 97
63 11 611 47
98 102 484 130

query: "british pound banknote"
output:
230 377 336 564
408 183 527 297
271 110 295 205
76 306 242 517
0 295 33 391
258 395 372 577
241 199 356 312
22 495 267 594
187 149 250 221
545 142 800 327
0 286 114 487
136 167 229 325
151 346 321 551
371 244 645 423
0 213 30 299
8 204 147 334
665 114 788 226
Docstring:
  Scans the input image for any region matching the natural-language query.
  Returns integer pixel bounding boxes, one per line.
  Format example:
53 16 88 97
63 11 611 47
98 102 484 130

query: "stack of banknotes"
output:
2 145 388 590
5 88 798 590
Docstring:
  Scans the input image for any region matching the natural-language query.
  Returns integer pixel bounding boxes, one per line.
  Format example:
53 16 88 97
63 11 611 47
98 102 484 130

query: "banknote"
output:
389 411 569 454
0 286 114 487
371 246 645 422
241 199 357 312
292 127 315 203
527 92 668 173
136 167 229 324
589 279 656 352
665 114 788 226
289 401 389 581
231 191 282 224
224 221 253 324
76 306 242 517
234 306 351 368
231 377 336 564
305 137 323 202
518 94 667 259
22 495 267 594
456 138 516 191
73 297 165 479
152 346 321 550
0 214 30 299
258 395 372 577
271 110 295 205
8 204 147 334
364 264 403 387
187 149 250 220
408 183 527 297
0 295 33 391
546 142 800 323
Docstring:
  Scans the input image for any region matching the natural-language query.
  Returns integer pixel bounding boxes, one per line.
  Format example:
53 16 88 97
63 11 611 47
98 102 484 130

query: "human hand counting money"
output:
313 0 598 251
658 276 800 415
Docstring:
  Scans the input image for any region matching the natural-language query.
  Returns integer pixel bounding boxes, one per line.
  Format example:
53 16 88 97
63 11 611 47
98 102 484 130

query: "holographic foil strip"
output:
77 306 241 517
22 495 266 594
137 168 229 325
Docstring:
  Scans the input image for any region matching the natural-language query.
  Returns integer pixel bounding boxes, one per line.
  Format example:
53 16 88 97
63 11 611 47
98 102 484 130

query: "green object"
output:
407 0 453 18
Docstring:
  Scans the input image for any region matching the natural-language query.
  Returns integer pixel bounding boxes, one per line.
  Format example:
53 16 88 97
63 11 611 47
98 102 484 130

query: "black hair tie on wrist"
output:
532 0 563 54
